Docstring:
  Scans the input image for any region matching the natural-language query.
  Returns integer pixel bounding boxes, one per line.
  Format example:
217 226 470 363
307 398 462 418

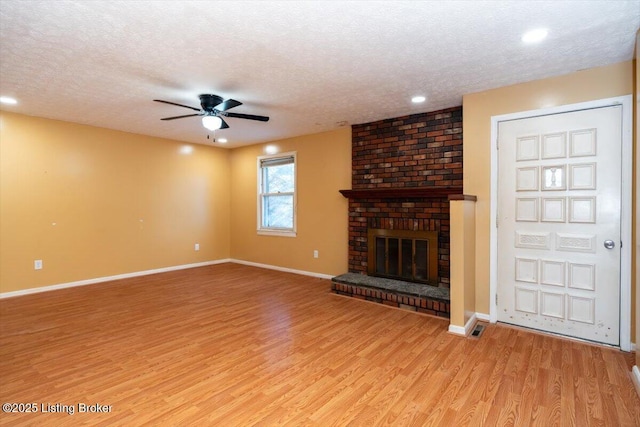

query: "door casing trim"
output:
489 95 633 351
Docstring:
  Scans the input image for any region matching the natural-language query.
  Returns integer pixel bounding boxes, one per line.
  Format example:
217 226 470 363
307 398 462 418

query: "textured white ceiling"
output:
1 0 638 148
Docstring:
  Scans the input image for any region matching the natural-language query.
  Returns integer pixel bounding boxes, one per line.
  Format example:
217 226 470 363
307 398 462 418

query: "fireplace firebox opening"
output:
367 229 438 285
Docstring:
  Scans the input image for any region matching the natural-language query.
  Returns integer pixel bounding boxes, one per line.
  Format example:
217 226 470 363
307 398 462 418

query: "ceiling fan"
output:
154 94 269 131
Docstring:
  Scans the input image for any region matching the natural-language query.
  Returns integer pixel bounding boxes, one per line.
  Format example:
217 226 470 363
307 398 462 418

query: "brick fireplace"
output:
333 106 462 316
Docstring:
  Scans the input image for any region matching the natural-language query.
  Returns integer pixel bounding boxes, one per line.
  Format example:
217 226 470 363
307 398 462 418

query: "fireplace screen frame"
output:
367 229 438 284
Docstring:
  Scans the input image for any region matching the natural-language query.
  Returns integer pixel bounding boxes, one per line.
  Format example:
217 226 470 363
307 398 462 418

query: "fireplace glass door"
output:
368 229 438 284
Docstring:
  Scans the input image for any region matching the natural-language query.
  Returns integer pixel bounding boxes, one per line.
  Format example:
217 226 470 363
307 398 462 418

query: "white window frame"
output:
257 152 297 237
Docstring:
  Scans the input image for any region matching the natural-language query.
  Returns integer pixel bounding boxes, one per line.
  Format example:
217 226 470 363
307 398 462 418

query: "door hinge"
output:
496 138 499 150
495 293 498 306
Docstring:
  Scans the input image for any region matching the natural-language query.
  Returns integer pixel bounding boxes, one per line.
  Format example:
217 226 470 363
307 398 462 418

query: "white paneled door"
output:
497 106 622 346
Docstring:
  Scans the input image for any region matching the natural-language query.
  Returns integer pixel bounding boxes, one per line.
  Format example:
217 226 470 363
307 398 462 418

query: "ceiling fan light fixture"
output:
202 115 222 130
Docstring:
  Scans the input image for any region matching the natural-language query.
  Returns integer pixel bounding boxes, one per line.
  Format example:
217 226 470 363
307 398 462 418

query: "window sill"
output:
257 229 297 238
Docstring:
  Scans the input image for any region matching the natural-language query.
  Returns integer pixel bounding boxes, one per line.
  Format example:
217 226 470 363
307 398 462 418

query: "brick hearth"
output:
332 273 450 317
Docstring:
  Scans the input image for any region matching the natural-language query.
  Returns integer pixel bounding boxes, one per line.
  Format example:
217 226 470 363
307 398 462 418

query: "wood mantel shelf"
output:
339 186 463 199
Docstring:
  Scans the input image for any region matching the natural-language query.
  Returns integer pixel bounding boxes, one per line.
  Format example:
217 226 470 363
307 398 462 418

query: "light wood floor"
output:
1 263 638 426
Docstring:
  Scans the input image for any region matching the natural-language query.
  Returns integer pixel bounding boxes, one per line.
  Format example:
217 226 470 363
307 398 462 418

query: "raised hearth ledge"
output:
332 273 449 301
339 186 462 199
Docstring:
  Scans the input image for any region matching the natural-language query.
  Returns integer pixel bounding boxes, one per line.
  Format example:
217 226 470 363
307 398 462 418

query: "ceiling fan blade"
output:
161 113 202 120
154 99 201 112
219 117 229 129
225 112 270 122
215 99 242 112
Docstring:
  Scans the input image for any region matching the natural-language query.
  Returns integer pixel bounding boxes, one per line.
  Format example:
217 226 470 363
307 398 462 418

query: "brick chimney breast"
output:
347 106 463 286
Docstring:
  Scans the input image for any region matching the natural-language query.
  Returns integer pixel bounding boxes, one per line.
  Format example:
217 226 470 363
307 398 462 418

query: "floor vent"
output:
470 324 485 338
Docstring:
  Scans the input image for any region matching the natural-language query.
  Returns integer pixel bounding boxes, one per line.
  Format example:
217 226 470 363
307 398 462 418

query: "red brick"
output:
347 106 460 280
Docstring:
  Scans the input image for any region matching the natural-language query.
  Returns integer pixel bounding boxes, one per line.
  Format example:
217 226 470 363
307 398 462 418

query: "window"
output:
258 153 296 236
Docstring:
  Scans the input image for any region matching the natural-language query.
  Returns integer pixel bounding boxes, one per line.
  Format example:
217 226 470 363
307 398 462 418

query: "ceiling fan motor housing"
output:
199 94 224 112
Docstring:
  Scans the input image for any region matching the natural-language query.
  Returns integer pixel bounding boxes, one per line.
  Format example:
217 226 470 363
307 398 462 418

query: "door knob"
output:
604 240 615 249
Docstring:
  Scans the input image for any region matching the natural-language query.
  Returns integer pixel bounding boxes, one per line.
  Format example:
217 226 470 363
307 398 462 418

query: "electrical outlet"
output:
34 260 43 270
313 250 319 259
194 243 200 251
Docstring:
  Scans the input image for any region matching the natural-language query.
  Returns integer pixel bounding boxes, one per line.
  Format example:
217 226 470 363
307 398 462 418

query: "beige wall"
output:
0 113 352 294
230 128 351 276
463 60 635 326
0 112 231 293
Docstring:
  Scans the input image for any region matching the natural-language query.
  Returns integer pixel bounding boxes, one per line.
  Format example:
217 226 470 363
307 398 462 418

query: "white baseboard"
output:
449 313 478 337
0 259 231 299
229 259 334 280
475 312 491 322
632 366 640 398
448 324 466 335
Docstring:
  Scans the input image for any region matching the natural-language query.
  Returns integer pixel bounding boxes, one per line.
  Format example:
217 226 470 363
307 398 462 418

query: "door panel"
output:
497 106 622 345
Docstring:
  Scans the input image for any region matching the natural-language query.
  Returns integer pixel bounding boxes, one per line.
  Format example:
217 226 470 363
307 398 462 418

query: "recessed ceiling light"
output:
411 96 426 103
0 96 18 105
522 28 548 44
217 138 228 143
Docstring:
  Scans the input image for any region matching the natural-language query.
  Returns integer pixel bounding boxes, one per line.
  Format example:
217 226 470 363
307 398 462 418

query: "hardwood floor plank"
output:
1 263 638 426
489 392 521 426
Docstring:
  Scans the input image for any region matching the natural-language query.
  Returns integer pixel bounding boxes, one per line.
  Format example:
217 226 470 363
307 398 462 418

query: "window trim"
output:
257 151 297 237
